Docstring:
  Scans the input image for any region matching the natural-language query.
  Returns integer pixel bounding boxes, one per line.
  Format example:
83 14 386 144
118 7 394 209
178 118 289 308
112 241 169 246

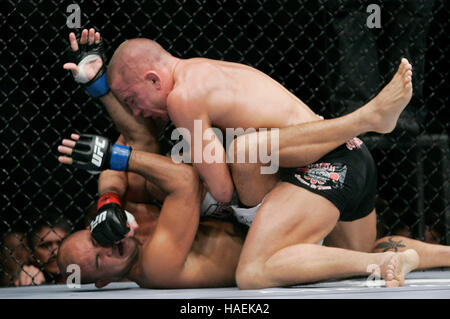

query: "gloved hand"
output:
58 133 132 173
63 28 110 98
90 192 130 246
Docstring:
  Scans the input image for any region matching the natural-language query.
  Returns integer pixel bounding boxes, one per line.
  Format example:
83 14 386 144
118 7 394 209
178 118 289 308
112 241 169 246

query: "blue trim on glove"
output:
110 144 131 171
85 73 110 98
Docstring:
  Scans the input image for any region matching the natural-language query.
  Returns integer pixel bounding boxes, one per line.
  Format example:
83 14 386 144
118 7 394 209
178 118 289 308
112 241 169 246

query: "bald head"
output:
107 38 171 86
106 38 177 119
57 230 98 284
57 229 140 287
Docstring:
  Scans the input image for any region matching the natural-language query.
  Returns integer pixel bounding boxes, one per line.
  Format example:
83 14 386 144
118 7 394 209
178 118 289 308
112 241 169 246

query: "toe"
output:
386 279 400 288
386 269 394 281
405 75 412 87
398 62 405 74
401 63 412 76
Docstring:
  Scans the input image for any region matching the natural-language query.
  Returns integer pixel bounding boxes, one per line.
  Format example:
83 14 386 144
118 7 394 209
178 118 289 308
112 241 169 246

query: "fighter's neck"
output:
125 243 145 284
171 57 183 76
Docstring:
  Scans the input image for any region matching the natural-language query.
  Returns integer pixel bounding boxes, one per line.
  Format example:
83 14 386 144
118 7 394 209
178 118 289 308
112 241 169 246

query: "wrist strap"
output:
110 144 131 171
85 73 110 98
97 192 121 210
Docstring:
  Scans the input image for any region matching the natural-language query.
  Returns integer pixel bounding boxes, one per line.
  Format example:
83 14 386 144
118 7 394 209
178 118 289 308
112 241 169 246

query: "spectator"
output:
27 218 72 284
0 232 32 286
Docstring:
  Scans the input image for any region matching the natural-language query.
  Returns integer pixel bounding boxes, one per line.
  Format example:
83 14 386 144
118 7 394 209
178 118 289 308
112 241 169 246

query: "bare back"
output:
172 58 321 130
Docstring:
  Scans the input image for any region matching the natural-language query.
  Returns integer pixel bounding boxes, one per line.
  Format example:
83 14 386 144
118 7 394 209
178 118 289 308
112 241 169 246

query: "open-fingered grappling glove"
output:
90 192 134 246
71 134 131 173
66 35 110 98
70 134 134 245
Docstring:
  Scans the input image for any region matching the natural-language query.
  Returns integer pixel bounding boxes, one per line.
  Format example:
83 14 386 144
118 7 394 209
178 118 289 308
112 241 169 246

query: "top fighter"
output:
64 28 413 204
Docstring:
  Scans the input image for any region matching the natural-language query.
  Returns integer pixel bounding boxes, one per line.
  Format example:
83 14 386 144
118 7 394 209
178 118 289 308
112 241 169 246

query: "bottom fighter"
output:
56 124 450 289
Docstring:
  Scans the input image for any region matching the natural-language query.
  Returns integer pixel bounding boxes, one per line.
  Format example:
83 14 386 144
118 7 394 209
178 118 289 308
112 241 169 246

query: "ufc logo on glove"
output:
90 211 107 231
92 137 107 167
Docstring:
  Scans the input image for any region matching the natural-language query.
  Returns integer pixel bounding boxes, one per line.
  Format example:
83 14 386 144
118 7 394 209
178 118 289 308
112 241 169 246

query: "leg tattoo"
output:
375 237 406 252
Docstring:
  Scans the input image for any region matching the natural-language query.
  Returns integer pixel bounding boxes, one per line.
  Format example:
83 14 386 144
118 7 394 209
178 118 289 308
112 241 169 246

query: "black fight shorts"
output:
279 137 377 222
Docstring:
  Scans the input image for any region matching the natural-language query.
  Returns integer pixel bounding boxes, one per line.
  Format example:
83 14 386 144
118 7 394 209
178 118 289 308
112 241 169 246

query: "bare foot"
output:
364 58 413 133
380 249 419 288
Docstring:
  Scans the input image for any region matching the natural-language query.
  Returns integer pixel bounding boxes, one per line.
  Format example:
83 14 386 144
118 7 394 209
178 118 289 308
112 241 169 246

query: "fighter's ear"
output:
144 71 161 89
95 278 113 288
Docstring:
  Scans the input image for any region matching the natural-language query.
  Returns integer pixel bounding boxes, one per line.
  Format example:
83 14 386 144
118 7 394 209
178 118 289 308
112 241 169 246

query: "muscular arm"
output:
99 92 160 153
95 91 173 203
97 134 166 204
167 95 234 203
126 150 202 285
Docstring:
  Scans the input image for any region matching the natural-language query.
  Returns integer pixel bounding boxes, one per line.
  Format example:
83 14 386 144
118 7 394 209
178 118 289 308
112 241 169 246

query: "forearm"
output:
190 125 234 202
194 162 234 203
128 150 195 195
99 92 160 153
167 103 234 202
98 169 128 197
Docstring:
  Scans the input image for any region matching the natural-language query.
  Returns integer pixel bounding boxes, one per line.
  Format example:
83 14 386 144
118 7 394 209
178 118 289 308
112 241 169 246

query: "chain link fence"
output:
0 0 448 286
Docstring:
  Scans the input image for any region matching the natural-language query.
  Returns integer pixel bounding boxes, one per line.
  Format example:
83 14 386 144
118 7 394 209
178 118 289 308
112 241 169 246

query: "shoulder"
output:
176 58 217 75
167 83 206 120
171 58 217 97
166 89 198 122
168 58 219 120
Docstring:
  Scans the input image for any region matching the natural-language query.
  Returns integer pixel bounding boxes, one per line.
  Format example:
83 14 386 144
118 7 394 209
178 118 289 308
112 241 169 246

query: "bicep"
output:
168 104 233 202
143 177 201 282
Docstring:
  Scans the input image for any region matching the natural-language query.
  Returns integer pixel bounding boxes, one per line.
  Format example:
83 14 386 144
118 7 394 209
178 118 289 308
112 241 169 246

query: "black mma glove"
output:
67 35 110 98
90 193 130 245
71 134 131 173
